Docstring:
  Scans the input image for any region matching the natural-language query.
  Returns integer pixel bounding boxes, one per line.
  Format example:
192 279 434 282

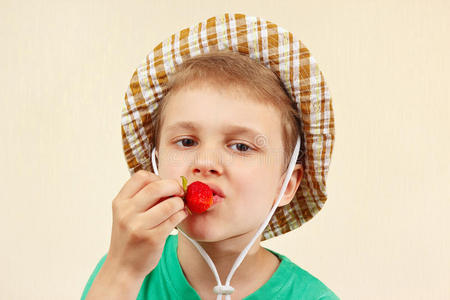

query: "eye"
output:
230 143 253 153
175 138 197 148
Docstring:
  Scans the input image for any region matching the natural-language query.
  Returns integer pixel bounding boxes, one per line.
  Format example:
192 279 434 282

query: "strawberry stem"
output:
185 206 192 216
180 176 188 193
180 176 192 215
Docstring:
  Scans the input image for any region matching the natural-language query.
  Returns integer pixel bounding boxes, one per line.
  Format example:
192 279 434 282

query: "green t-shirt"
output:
81 234 339 299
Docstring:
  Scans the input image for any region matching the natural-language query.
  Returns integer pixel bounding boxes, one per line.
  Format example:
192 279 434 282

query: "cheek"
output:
157 148 187 178
232 170 277 213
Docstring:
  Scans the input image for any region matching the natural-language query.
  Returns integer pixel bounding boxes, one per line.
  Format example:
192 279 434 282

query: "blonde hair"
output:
151 50 305 172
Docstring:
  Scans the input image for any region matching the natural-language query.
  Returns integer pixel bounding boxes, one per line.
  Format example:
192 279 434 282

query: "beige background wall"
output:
1 0 449 299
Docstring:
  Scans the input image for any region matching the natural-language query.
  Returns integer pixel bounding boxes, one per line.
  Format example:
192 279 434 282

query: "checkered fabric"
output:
121 13 335 241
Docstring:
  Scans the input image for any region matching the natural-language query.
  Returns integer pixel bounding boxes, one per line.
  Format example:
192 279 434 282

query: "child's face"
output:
157 81 289 242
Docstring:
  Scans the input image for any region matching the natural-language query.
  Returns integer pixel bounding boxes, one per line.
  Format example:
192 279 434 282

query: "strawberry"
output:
180 176 213 214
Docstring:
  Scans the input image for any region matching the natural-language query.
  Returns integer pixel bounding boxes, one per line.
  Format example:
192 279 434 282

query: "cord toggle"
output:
213 285 235 295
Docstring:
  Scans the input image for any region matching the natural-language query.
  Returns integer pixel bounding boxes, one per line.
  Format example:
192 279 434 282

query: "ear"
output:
275 164 304 207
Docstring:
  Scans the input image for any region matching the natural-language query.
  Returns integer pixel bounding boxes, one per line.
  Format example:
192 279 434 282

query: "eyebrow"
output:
165 121 264 140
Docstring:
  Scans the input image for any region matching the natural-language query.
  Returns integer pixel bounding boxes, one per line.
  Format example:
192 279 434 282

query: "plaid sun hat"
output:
121 12 335 241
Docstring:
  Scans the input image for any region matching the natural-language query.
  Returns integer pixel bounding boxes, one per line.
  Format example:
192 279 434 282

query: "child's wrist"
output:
90 257 145 300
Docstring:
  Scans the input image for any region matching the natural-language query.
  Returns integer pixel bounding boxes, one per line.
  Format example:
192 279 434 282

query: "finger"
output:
117 170 160 200
151 207 188 238
139 196 186 229
132 178 185 212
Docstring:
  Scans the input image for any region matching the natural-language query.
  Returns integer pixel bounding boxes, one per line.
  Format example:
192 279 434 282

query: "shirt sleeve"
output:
80 253 108 300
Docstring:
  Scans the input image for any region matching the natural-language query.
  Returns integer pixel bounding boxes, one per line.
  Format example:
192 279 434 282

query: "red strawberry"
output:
180 176 213 214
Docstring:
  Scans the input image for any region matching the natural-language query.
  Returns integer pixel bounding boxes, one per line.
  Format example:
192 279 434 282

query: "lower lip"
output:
212 194 224 204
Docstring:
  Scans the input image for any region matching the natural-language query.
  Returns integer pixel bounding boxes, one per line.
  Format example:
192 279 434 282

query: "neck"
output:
177 229 265 287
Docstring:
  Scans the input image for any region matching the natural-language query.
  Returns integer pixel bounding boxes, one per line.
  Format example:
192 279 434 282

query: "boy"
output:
81 13 337 300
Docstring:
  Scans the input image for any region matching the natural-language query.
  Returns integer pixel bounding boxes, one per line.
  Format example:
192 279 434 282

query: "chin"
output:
177 217 223 242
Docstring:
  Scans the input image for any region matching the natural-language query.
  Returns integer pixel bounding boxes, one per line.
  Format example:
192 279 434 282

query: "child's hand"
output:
105 170 187 280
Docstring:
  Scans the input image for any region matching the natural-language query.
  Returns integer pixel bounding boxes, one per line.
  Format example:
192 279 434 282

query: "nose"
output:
191 146 224 177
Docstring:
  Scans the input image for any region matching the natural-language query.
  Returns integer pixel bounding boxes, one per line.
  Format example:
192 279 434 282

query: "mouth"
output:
206 183 225 204
212 194 224 204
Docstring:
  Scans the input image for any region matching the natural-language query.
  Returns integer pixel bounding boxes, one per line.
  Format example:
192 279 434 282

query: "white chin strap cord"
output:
151 136 301 300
